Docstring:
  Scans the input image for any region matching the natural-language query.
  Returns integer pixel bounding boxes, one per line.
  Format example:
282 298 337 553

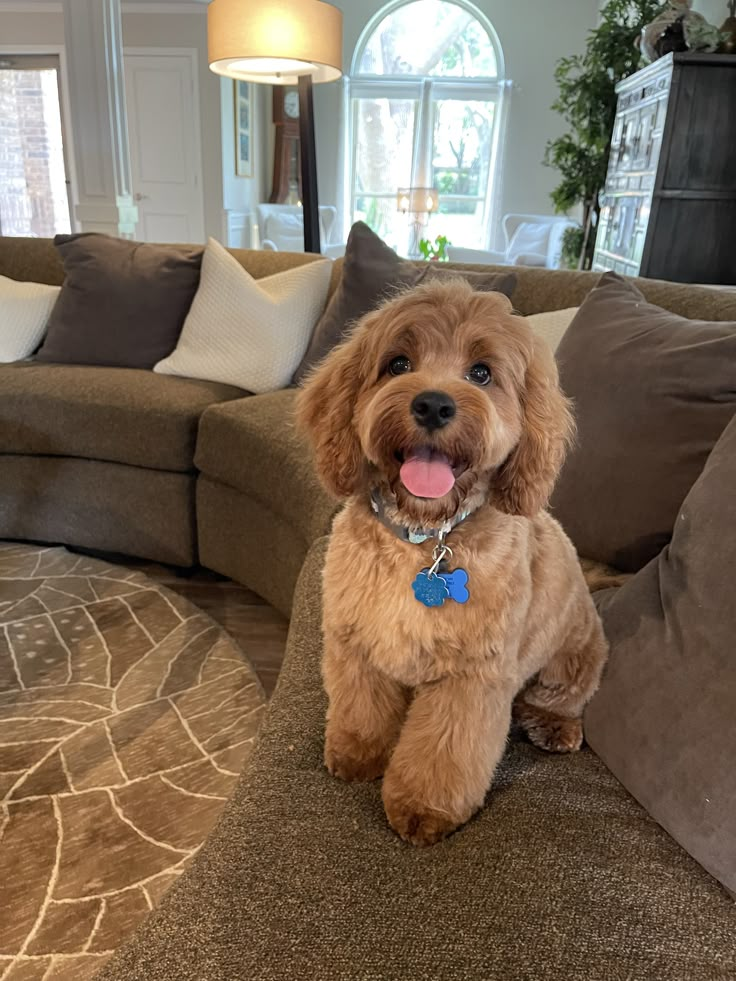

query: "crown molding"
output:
122 2 207 12
0 1 208 13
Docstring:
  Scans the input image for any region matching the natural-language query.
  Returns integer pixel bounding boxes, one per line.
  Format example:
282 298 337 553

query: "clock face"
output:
284 90 299 119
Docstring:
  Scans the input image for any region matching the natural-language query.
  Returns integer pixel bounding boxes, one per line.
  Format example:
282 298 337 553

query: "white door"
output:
124 51 205 243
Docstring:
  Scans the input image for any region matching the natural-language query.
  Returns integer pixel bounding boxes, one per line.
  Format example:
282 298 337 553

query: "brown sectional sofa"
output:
0 238 337 594
1 237 735 979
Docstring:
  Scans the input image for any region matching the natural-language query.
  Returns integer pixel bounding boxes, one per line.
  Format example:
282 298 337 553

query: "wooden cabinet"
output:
593 53 736 285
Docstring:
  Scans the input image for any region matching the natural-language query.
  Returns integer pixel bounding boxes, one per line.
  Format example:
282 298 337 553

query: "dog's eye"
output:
388 355 412 376
466 363 492 386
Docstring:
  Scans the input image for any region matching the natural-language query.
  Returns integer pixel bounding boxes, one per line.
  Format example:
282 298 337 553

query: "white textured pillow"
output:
0 275 60 362
155 238 331 393
525 307 579 354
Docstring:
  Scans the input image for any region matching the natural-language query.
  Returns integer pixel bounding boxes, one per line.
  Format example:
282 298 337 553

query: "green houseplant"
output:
544 0 662 270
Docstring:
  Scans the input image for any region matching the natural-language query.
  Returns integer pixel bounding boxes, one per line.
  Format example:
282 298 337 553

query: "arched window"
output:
349 0 507 253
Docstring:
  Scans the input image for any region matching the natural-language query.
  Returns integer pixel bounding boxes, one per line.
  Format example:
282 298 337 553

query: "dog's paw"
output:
382 794 460 847
382 777 468 846
513 701 583 754
324 728 389 782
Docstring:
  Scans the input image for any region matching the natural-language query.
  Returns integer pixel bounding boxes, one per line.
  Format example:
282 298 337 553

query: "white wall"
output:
692 0 729 24
314 0 601 249
0 10 65 45
219 75 270 247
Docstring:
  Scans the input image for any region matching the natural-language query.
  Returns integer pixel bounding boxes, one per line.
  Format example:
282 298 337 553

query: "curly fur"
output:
297 280 608 846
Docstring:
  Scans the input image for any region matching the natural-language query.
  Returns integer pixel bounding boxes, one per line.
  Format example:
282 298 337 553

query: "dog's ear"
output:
493 335 574 517
296 330 368 499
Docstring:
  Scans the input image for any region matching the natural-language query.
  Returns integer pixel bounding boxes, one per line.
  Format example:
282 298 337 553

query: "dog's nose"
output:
411 390 456 431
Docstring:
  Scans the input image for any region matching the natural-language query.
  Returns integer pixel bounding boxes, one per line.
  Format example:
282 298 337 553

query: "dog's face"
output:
297 280 573 523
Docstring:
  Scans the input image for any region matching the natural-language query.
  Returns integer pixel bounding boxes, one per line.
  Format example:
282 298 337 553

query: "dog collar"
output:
369 488 474 545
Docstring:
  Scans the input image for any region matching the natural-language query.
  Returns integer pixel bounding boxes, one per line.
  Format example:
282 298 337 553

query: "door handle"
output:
133 193 149 202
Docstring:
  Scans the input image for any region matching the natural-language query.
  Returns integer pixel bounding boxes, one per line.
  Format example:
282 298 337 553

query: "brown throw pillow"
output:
585 413 736 897
291 221 517 383
551 272 736 572
35 233 203 369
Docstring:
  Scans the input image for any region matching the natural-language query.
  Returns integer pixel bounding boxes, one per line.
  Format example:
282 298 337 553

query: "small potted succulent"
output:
418 235 450 261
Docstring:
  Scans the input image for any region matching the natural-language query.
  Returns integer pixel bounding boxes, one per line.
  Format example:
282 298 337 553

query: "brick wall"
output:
0 69 70 237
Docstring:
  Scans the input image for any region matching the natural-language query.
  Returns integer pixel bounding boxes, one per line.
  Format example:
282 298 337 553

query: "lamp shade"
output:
397 187 439 215
208 0 343 84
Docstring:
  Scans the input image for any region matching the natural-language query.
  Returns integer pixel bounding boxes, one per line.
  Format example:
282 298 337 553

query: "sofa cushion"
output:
195 389 336 546
35 233 203 369
0 363 246 473
95 537 736 981
551 272 736 572
586 413 736 897
155 239 332 393
292 221 517 382
0 455 197 566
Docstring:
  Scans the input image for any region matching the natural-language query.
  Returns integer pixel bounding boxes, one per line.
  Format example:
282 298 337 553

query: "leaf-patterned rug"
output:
0 543 266 981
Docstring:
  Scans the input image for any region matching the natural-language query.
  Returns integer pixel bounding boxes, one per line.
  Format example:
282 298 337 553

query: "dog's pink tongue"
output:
400 448 455 499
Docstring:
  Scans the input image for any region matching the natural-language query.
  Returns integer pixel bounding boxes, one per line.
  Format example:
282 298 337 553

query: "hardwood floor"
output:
110 561 289 698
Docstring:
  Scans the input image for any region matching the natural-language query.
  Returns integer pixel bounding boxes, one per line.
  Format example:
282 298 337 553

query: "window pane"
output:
357 0 497 78
353 195 410 253
432 98 494 248
0 67 71 237
353 96 416 245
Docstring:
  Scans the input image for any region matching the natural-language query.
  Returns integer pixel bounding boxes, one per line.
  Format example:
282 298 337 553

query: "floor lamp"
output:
207 0 343 255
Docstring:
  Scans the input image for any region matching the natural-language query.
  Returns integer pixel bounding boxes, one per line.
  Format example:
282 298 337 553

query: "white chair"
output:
255 204 343 256
447 214 579 270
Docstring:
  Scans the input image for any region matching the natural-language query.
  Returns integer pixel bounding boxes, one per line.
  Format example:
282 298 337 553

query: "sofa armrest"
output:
445 246 507 265
512 251 548 268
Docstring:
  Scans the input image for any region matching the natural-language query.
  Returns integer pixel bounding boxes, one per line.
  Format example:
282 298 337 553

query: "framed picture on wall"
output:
234 80 252 178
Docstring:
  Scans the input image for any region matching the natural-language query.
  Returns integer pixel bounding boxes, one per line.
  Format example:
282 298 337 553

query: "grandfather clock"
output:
270 85 301 203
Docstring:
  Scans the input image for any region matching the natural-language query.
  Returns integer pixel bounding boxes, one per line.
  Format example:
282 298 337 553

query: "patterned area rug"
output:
0 543 267 981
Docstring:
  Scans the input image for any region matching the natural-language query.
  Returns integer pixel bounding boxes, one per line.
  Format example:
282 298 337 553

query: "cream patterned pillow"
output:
0 275 60 362
525 307 579 354
155 238 332 393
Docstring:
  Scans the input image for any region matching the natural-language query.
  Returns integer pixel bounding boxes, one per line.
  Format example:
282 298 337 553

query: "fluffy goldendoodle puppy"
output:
297 279 608 846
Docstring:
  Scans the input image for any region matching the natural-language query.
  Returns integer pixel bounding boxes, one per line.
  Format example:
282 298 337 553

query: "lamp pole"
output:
298 74 320 254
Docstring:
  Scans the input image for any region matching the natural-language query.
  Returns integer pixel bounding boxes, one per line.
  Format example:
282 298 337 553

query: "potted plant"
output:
419 235 450 261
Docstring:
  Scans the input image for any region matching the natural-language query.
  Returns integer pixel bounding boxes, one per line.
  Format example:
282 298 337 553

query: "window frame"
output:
347 0 509 250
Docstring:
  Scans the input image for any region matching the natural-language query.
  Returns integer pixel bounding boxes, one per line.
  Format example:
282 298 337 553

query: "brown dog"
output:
297 279 607 846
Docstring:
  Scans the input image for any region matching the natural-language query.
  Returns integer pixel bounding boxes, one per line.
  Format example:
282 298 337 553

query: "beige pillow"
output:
156 238 331 393
524 307 578 353
0 275 59 362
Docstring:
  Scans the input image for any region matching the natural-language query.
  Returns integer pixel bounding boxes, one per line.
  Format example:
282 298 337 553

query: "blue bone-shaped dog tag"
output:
442 568 470 603
412 568 470 607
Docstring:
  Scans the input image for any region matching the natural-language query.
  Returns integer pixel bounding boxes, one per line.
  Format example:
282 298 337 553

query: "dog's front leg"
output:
382 674 513 846
323 634 408 782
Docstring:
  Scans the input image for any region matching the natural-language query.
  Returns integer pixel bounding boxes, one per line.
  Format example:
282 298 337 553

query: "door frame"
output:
123 46 205 242
0 44 79 231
